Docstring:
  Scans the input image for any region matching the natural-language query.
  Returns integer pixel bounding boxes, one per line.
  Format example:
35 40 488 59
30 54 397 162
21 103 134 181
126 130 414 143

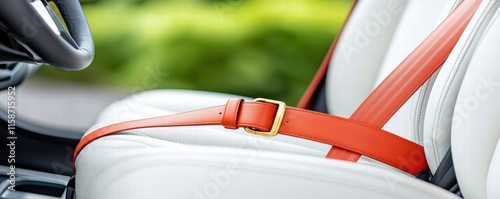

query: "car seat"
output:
74 0 500 198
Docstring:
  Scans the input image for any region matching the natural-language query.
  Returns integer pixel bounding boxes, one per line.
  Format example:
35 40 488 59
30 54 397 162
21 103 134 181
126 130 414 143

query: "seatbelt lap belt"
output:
73 0 482 177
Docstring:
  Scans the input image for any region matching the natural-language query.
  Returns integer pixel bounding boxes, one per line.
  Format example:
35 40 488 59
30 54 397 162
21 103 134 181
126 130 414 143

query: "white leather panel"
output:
487 140 500 198
452 5 500 198
326 0 407 118
97 89 252 123
76 135 459 199
423 0 500 173
377 0 451 143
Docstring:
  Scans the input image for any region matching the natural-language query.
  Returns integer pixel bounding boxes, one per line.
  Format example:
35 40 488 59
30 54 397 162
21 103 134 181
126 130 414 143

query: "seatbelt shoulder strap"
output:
325 0 482 161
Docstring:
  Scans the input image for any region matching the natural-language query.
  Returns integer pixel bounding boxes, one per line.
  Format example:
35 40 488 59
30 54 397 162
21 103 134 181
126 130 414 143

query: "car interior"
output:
1 0 500 198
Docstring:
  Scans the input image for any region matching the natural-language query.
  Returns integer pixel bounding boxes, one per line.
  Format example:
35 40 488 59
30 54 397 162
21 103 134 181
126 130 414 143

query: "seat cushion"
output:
76 89 459 199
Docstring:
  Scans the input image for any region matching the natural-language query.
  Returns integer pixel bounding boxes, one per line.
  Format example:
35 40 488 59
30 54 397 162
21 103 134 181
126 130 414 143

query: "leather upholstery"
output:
77 136 458 199
424 0 500 173
76 0 500 198
327 0 460 168
452 4 500 197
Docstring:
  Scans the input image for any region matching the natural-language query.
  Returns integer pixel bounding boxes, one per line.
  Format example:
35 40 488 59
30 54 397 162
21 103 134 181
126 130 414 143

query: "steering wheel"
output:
0 0 94 71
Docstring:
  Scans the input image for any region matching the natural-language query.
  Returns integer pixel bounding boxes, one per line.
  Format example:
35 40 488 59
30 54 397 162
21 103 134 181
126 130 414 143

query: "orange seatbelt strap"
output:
73 0 482 177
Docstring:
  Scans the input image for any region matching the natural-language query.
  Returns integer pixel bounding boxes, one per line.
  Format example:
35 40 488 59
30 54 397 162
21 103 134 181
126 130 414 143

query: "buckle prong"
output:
244 98 286 137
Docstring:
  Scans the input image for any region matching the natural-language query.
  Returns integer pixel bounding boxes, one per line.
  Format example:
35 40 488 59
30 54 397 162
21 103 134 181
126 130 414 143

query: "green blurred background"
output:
37 0 352 105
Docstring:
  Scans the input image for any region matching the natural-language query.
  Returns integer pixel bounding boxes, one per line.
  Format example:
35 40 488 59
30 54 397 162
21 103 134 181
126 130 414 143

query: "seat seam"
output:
416 79 433 145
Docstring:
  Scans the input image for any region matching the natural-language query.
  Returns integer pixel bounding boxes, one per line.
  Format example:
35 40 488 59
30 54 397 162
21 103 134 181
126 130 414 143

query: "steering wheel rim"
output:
0 0 94 70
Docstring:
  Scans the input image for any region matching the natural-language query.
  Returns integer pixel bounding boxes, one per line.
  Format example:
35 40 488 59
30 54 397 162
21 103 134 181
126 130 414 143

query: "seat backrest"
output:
325 0 500 198
449 1 500 198
325 0 460 166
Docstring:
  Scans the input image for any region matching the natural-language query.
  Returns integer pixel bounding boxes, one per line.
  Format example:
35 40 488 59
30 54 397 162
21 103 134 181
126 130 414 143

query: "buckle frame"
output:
244 98 286 137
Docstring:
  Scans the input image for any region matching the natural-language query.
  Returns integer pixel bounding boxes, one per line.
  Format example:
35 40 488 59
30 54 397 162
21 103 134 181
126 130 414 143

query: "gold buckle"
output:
244 98 286 137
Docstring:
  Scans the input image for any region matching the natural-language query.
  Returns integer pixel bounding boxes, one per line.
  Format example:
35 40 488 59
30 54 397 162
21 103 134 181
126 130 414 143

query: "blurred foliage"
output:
37 0 352 105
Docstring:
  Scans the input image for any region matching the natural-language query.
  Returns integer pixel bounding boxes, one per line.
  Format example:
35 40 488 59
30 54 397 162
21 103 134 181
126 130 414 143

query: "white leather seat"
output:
75 0 500 198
